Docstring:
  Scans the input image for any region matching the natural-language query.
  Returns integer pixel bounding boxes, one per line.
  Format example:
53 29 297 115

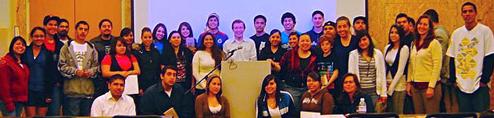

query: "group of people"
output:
0 1 493 117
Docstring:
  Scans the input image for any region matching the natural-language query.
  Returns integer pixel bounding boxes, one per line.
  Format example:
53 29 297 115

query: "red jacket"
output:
0 54 29 111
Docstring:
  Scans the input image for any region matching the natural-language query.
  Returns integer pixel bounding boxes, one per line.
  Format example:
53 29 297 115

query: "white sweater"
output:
348 49 387 97
192 51 220 89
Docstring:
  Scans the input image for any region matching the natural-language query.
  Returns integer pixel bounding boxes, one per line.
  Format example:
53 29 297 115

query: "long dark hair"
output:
8 36 27 62
257 74 282 113
206 74 223 104
167 30 182 47
198 32 223 66
343 73 361 92
178 22 194 38
141 27 154 48
152 23 167 42
414 15 435 50
356 31 375 57
120 27 134 45
269 29 281 47
386 24 406 53
109 38 132 57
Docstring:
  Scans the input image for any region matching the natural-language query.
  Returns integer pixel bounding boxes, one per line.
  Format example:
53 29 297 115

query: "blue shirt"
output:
198 31 229 49
25 46 49 91
280 31 301 49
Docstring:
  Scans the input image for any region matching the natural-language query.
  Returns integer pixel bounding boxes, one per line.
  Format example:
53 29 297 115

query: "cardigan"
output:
348 49 387 97
195 93 230 118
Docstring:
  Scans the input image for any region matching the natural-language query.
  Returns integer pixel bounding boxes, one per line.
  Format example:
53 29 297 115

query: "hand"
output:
480 82 487 87
139 89 144 96
76 70 85 77
406 83 412 96
45 98 53 103
378 97 387 102
6 103 15 112
426 87 434 98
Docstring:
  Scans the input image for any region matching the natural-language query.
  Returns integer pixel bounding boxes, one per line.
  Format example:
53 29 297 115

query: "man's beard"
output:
58 30 68 37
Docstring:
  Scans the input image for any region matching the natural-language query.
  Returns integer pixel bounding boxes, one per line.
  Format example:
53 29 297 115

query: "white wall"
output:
133 0 366 43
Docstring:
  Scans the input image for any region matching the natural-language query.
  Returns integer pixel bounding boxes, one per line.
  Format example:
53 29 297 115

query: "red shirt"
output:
0 55 30 107
44 39 56 52
101 54 137 71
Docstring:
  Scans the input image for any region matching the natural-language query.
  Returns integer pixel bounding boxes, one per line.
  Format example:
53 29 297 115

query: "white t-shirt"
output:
72 41 88 70
446 23 494 93
268 106 282 118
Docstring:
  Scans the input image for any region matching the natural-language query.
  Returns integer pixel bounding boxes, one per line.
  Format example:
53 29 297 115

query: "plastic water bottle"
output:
357 98 367 113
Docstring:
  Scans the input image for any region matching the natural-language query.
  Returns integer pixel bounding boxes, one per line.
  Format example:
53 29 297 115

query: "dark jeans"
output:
283 84 306 118
47 85 63 116
457 86 490 112
0 101 25 117
63 96 93 116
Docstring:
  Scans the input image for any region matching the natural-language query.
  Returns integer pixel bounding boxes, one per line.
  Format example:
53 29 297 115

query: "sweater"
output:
195 93 230 118
0 55 30 111
408 39 442 88
58 41 99 97
300 89 334 114
256 91 296 118
348 49 387 97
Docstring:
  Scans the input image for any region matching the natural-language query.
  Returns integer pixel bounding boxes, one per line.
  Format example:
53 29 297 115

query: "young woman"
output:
161 31 194 90
0 36 29 117
152 23 168 54
333 16 359 97
134 27 161 95
384 24 409 114
287 32 299 50
101 30 141 79
334 73 375 114
256 74 296 118
300 72 334 114
348 31 387 106
258 29 287 79
195 75 230 118
178 22 197 52
278 33 317 116
192 32 224 95
406 15 442 114
25 27 56 117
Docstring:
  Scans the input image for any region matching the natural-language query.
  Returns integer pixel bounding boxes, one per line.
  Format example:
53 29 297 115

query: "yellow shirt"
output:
408 39 443 88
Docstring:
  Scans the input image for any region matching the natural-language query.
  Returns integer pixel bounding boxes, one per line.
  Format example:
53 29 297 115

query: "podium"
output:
221 61 270 118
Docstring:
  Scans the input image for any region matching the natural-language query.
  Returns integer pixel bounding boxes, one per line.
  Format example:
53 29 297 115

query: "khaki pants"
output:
391 91 406 114
411 84 442 114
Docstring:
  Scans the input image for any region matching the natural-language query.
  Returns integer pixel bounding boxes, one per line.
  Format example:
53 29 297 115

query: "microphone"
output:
228 46 243 53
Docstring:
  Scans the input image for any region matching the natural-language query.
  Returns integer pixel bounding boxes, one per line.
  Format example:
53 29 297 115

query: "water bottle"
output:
357 98 367 113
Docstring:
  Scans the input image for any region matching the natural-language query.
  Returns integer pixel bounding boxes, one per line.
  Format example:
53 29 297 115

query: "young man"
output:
423 9 456 113
280 12 301 49
395 13 415 47
306 10 325 46
447 2 494 112
223 19 257 61
198 13 229 49
91 74 136 117
250 15 269 56
352 16 367 34
58 21 99 116
91 19 116 98
140 66 194 117
56 18 72 44
43 15 66 116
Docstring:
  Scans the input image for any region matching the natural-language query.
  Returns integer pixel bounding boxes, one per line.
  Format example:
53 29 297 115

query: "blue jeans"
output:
63 96 93 116
0 102 25 117
283 84 306 118
47 85 63 116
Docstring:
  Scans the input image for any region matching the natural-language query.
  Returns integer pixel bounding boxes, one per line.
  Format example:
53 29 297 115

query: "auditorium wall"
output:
0 0 131 55
368 0 494 51
368 0 494 109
